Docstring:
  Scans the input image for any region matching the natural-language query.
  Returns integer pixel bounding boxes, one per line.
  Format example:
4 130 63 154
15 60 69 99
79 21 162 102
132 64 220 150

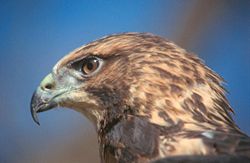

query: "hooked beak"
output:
30 73 60 125
30 90 57 125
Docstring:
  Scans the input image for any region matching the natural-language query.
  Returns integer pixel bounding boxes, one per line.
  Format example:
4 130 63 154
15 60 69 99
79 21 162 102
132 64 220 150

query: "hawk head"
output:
31 32 236 128
30 33 246 161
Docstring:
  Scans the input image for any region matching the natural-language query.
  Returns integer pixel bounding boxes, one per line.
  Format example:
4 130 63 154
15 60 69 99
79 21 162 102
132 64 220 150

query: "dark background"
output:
0 1 249 162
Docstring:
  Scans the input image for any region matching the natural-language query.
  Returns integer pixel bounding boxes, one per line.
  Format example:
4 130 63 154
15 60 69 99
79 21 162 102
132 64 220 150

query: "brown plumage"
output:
30 33 250 162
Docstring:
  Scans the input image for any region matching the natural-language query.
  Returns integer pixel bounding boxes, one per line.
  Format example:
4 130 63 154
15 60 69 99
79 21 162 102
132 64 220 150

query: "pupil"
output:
87 62 93 70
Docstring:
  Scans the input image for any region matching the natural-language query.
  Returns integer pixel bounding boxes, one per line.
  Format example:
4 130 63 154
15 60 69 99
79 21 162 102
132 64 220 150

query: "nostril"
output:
40 73 55 91
44 83 54 90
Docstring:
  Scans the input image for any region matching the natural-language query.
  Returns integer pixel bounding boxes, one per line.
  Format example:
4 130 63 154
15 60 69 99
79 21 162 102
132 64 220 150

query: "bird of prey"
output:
30 33 250 163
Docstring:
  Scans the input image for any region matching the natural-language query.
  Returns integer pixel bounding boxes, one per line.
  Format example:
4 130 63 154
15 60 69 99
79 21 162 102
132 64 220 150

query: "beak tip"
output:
30 91 41 125
33 115 40 126
31 108 41 126
36 121 40 126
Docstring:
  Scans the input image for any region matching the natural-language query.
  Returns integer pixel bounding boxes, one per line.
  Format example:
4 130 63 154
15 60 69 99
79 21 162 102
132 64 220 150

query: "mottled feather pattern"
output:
38 33 250 162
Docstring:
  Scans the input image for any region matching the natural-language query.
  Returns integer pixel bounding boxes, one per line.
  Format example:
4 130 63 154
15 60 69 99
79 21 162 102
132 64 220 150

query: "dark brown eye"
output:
82 58 99 75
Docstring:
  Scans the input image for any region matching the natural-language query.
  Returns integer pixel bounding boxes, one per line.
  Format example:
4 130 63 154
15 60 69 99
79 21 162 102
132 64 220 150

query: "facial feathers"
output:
31 33 250 162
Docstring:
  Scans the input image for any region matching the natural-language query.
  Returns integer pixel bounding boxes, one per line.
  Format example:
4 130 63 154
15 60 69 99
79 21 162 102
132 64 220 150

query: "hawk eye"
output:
81 57 99 75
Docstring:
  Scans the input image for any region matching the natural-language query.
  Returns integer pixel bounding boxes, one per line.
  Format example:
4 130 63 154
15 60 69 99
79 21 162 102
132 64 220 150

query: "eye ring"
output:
81 57 100 76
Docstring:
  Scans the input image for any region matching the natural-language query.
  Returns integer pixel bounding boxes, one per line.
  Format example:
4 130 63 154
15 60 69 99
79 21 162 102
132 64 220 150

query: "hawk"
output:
30 33 250 163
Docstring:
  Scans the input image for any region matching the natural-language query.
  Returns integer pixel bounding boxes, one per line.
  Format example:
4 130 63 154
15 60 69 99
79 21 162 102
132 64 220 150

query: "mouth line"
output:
31 101 57 125
31 90 67 125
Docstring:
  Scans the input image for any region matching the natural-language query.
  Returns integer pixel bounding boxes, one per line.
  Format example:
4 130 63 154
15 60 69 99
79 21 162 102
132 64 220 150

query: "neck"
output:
96 111 161 162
